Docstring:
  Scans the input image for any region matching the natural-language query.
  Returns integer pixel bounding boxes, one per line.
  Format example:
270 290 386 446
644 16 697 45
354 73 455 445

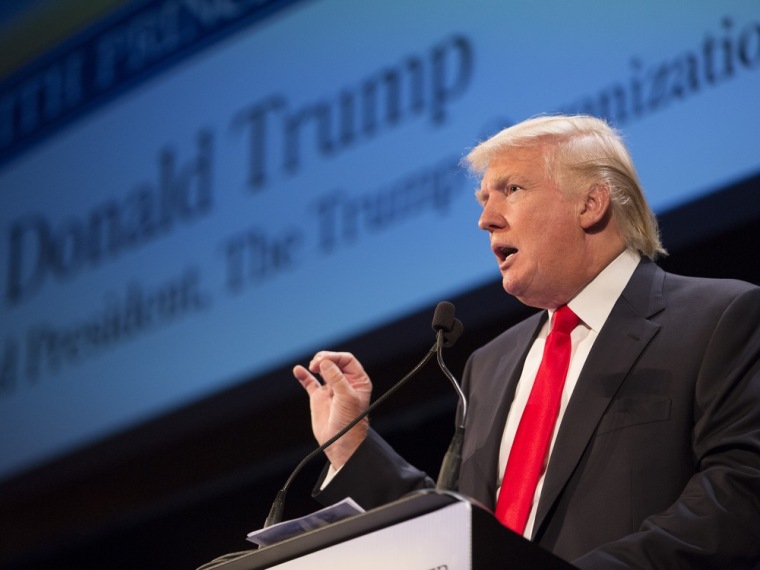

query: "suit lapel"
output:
532 260 666 536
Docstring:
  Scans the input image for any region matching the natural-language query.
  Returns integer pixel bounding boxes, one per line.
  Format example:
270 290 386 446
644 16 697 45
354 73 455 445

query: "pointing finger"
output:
293 364 322 396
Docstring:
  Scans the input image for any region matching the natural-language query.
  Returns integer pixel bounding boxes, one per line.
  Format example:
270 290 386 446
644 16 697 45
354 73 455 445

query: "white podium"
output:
208 491 576 569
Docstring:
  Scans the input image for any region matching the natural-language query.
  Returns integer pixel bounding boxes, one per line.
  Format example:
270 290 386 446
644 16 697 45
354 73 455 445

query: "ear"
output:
578 184 611 230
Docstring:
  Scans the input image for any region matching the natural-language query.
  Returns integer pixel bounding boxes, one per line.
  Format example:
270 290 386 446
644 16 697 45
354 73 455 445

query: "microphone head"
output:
432 301 456 333
443 319 464 347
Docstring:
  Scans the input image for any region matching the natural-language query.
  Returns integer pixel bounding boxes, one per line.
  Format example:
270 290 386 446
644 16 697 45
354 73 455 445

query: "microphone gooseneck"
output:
435 326 467 422
433 305 467 491
431 301 467 421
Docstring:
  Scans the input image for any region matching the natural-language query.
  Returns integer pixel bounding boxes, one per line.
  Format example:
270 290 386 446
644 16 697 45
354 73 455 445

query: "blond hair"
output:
465 115 666 259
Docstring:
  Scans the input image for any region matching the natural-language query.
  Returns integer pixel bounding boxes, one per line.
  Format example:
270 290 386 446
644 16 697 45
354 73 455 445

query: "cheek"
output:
527 224 562 256
532 223 580 269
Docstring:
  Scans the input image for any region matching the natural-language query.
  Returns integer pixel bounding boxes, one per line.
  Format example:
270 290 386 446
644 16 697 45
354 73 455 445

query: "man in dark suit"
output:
292 115 760 568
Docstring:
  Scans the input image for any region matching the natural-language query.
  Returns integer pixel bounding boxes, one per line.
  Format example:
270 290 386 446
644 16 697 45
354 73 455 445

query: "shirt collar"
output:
558 249 640 333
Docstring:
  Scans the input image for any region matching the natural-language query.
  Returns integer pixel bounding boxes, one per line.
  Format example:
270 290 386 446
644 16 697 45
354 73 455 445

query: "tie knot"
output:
552 305 579 335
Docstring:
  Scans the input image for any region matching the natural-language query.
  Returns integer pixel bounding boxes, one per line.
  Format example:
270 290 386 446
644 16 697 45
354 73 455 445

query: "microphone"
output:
431 300 464 348
263 301 464 529
431 302 467 491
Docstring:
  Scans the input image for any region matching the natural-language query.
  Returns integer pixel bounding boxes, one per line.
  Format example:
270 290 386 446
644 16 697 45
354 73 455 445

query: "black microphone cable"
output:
263 301 463 529
263 343 436 528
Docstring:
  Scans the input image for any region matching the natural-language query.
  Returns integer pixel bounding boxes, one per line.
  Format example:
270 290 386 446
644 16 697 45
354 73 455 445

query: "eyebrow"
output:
485 174 513 190
475 173 507 200
482 172 527 195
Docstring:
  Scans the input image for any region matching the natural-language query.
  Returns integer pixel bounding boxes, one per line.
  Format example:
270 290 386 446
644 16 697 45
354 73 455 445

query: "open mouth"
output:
497 247 518 262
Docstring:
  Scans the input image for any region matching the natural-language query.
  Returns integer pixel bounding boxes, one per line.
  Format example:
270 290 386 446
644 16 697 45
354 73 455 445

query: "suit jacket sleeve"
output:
573 286 760 569
312 428 435 510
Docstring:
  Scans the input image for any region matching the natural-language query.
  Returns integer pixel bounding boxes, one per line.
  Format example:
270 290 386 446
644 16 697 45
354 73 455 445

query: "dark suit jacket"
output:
316 260 760 569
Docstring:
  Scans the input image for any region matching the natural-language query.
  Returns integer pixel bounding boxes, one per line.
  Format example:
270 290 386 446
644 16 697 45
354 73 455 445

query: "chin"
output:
502 280 550 309
501 277 524 300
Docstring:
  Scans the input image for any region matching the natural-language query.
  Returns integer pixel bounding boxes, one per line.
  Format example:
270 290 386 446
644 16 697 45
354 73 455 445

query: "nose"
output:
478 196 507 232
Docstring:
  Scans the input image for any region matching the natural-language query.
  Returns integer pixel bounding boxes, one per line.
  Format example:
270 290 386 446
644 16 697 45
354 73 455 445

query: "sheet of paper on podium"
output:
246 498 364 548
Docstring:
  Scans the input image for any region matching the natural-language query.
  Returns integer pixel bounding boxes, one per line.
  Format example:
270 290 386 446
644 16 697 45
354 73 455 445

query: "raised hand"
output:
292 351 373 469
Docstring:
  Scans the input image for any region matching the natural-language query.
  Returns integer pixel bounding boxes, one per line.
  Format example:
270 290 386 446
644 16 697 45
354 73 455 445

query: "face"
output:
476 145 591 309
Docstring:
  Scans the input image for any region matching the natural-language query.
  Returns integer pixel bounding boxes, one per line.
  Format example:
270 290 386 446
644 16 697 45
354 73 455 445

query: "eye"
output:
506 185 522 195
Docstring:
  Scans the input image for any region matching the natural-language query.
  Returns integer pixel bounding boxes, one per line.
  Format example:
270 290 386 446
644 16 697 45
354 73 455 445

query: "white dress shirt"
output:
496 249 640 538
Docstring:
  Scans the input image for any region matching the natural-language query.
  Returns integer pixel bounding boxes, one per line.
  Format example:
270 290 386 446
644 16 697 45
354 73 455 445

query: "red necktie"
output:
495 305 579 534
